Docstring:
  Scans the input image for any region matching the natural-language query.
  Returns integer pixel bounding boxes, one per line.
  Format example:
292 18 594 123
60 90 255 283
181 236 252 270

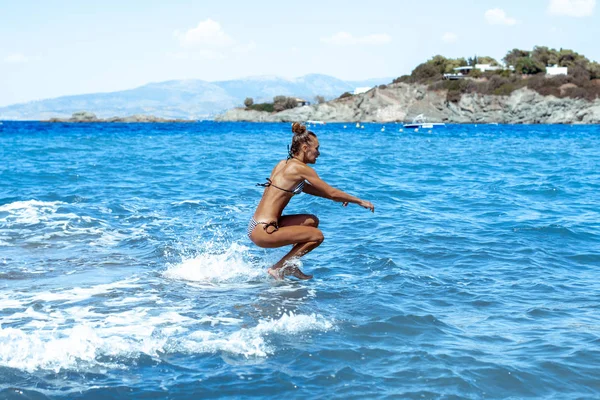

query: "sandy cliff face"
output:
215 83 600 124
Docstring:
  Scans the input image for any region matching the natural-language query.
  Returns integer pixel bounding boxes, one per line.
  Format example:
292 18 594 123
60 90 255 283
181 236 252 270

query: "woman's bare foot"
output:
282 266 313 280
267 266 313 280
267 267 283 280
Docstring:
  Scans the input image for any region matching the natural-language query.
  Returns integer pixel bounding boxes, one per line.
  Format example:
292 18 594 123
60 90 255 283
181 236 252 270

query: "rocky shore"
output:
46 111 195 123
215 83 600 124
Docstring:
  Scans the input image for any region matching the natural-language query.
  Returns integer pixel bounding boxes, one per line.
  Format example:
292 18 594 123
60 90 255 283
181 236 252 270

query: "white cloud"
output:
484 8 518 25
4 53 29 63
441 32 458 43
321 32 391 45
173 19 255 59
548 0 596 16
174 19 234 48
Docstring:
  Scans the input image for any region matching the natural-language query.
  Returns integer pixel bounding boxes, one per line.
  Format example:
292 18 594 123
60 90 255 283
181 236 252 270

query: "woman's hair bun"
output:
291 122 306 135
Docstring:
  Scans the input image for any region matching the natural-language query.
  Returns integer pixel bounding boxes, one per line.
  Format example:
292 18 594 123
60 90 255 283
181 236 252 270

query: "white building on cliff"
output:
546 65 568 76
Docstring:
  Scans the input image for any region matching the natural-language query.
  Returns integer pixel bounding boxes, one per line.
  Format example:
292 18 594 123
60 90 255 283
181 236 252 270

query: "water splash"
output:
163 242 266 284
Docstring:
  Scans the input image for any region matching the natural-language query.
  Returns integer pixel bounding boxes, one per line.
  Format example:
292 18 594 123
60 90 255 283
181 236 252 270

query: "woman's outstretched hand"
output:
341 200 374 212
360 200 375 212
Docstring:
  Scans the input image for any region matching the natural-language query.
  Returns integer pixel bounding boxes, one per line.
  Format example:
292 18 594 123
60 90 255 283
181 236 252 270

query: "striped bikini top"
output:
257 178 305 195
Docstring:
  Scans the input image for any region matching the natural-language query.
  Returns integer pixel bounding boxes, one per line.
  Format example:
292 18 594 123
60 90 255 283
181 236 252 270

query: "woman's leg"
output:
268 240 321 280
278 214 319 229
250 214 323 280
272 214 321 278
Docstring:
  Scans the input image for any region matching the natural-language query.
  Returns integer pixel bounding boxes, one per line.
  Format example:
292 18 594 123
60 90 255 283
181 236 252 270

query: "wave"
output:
0 199 148 248
0 311 334 373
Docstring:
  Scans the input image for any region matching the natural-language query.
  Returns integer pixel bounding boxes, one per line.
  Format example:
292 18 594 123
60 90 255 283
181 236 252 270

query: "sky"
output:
0 0 598 107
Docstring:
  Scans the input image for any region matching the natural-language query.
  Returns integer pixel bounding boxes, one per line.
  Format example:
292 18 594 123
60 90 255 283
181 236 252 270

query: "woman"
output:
248 122 375 280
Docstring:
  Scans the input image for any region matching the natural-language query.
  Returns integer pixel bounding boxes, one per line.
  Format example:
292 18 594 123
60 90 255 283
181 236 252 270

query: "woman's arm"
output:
299 165 374 212
302 181 331 199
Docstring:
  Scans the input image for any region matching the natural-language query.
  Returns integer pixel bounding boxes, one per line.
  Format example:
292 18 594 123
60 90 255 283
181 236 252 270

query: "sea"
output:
0 121 599 399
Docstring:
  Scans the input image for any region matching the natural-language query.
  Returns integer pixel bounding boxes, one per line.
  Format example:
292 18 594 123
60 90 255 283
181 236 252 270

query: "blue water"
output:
0 121 599 399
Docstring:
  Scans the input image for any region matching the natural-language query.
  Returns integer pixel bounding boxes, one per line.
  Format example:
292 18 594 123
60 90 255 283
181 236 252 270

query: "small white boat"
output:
307 120 325 125
404 114 445 129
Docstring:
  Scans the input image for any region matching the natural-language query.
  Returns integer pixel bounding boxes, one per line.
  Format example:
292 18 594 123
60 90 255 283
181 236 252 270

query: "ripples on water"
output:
0 122 599 399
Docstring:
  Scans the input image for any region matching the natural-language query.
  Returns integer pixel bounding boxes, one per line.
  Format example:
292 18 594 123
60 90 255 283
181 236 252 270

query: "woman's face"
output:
303 137 320 164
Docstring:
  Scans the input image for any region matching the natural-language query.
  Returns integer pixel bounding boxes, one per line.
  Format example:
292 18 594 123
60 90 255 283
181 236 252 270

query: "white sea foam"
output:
163 243 265 284
0 200 64 213
198 315 244 326
179 312 334 358
103 294 161 307
0 295 24 310
0 200 65 225
0 308 334 372
254 312 334 336
0 325 110 372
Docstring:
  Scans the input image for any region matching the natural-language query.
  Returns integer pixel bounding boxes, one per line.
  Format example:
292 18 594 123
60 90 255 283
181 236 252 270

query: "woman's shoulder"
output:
286 159 314 179
273 159 287 170
270 159 288 175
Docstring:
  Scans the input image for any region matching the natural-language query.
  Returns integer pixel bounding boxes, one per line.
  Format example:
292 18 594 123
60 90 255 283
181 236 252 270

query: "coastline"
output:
43 112 196 123
215 83 600 124
3 82 599 125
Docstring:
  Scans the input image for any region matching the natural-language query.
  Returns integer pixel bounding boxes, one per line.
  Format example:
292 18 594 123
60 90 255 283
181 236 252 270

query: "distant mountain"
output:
0 74 394 120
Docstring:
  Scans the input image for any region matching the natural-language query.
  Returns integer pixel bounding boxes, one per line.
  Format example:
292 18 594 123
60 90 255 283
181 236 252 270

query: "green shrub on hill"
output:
588 62 600 79
242 94 299 113
273 96 299 112
531 46 558 66
503 49 531 66
527 75 561 97
411 62 442 82
249 103 275 112
557 49 587 68
477 56 500 66
392 75 411 84
515 57 546 75
429 79 477 103
482 69 511 79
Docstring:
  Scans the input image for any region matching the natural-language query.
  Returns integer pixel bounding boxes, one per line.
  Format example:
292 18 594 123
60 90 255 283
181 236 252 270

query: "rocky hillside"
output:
0 74 391 121
215 82 600 124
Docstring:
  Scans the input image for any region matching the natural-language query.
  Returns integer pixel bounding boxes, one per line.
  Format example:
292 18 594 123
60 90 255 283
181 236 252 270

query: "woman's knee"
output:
305 214 319 228
312 229 324 244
